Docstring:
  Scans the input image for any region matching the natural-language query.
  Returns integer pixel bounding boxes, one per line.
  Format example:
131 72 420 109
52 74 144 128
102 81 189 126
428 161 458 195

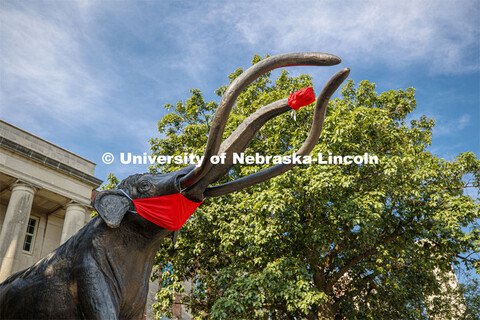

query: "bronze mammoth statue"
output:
0 52 349 319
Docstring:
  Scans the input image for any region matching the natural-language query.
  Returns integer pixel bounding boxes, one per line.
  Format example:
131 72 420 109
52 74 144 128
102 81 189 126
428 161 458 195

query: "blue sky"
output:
1 0 479 185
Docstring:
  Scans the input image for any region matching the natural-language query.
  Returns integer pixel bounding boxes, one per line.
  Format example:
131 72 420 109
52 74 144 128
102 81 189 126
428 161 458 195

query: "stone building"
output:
0 120 180 319
0 120 102 282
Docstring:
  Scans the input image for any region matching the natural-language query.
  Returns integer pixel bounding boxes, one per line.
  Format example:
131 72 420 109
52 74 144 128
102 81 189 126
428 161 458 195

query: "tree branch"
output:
326 224 402 294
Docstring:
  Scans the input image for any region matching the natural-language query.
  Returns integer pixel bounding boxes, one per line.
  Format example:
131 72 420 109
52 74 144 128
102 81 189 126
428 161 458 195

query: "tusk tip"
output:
335 68 351 81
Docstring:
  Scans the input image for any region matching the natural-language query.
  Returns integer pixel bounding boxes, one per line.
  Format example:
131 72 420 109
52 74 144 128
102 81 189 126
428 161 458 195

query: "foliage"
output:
461 277 480 319
150 55 480 319
100 173 120 190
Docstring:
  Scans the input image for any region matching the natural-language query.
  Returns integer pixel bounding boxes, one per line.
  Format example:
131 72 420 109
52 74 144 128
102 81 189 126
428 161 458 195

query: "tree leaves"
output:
150 56 479 319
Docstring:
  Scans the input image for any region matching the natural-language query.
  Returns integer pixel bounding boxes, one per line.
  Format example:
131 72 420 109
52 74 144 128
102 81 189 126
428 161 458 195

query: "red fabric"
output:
132 193 202 231
288 87 316 110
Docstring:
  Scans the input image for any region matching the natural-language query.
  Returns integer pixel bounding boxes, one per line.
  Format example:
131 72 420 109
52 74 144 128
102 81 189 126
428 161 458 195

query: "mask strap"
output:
118 189 137 213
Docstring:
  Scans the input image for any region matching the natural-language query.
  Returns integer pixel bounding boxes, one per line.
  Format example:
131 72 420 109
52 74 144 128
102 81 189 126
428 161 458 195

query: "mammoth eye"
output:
137 180 152 193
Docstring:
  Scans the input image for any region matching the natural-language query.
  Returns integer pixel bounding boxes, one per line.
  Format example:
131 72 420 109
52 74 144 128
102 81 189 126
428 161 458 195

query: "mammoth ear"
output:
93 190 132 228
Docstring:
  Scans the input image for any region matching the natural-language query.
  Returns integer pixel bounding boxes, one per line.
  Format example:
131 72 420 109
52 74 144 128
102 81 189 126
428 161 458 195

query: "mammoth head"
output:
94 166 194 228
95 52 350 229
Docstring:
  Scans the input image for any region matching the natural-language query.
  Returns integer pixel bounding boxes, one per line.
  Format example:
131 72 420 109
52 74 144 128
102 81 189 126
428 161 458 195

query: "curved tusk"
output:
203 67 350 198
179 52 342 189
180 98 291 199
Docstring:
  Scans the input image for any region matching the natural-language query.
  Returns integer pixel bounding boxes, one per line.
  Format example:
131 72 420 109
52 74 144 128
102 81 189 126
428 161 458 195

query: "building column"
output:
60 202 86 244
0 182 36 282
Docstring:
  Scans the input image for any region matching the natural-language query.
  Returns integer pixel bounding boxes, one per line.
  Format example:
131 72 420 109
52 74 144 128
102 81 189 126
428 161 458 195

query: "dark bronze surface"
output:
0 52 348 319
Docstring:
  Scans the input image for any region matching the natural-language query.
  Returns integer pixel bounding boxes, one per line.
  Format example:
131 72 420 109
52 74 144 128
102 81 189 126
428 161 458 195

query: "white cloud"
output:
433 114 472 136
0 6 108 124
0 0 477 168
0 2 151 149
218 0 479 75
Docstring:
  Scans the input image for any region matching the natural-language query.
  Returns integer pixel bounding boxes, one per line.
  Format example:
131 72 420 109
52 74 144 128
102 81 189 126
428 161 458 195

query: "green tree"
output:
150 55 480 319
91 173 120 218
100 173 120 190
462 278 480 318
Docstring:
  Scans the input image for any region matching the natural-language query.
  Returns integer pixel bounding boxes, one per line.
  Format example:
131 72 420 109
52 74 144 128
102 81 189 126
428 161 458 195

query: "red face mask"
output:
121 191 202 231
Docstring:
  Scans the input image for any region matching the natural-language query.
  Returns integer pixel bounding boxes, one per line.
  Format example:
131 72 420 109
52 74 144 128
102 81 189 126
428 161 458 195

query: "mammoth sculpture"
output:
0 52 349 319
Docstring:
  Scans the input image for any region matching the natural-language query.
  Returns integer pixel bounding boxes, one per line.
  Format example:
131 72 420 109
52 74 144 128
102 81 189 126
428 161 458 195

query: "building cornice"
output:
0 137 102 188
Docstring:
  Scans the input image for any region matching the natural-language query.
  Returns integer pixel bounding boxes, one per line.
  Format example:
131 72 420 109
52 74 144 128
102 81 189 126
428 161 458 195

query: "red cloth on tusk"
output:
288 87 316 110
